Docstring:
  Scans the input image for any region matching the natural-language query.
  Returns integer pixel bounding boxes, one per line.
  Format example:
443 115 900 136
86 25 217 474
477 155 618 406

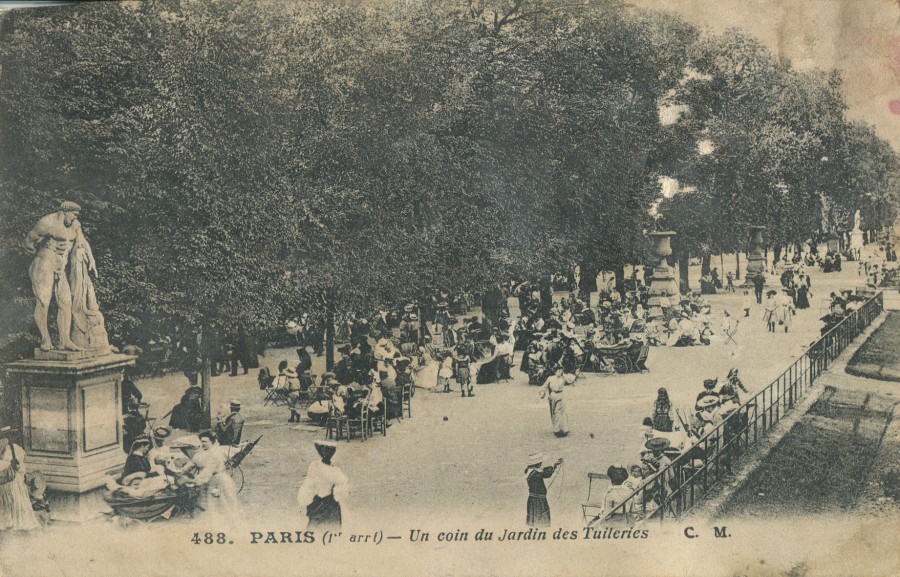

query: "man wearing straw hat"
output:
524 452 563 526
215 400 244 447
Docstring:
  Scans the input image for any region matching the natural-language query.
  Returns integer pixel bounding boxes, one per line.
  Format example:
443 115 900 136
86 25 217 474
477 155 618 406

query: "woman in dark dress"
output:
525 453 563 526
795 284 811 309
652 388 673 432
169 384 203 432
121 438 152 480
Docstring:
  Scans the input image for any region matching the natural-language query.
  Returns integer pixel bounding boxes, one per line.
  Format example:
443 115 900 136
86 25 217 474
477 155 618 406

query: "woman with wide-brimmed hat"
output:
524 452 563 526
297 440 349 530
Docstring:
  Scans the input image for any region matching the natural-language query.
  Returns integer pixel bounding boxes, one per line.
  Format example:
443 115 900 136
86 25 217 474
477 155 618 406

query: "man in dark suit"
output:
215 401 244 447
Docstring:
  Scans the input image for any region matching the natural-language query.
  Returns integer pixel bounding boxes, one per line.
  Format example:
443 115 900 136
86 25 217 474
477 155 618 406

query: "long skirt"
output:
456 366 471 386
201 472 242 527
307 494 342 530
476 357 500 384
526 495 551 526
548 396 569 435
0 474 40 531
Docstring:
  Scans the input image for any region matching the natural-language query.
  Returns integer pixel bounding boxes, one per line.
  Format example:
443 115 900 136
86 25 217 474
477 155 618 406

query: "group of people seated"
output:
107 427 242 522
644 294 715 347
820 288 869 334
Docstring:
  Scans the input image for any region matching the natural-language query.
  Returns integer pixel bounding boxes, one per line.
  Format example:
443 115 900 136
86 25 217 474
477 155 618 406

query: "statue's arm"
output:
23 218 50 254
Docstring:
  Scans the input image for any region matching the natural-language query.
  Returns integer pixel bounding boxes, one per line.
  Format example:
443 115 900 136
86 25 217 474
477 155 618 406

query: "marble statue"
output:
23 201 109 353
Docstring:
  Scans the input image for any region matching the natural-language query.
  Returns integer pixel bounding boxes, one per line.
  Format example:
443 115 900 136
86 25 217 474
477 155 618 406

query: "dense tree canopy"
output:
0 0 897 353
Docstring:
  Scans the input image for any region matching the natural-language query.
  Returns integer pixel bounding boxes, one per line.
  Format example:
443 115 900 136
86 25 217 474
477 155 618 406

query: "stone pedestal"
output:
647 231 679 319
851 228 864 254
5 353 135 522
742 225 767 287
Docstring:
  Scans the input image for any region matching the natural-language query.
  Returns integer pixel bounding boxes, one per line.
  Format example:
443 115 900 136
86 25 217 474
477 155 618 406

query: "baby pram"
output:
104 483 202 521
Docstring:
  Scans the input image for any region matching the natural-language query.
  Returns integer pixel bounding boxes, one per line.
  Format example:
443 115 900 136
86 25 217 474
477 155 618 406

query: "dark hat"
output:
130 436 151 452
703 378 718 388
644 437 671 452
153 426 172 440
314 440 338 461
606 464 629 485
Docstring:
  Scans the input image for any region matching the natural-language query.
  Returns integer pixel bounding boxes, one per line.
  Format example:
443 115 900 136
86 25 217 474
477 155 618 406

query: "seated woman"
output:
366 380 385 416
602 465 634 526
379 372 402 419
476 344 501 384
122 438 153 480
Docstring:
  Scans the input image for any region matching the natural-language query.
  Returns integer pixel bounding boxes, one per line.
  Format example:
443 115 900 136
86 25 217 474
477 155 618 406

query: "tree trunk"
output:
773 245 782 265
701 254 711 275
613 264 626 298
199 324 213 429
578 263 599 300
678 252 691 294
735 252 741 280
325 290 336 371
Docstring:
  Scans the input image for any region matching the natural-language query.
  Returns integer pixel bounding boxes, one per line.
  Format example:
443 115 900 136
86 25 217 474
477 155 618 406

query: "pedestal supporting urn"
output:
743 225 767 287
647 231 679 319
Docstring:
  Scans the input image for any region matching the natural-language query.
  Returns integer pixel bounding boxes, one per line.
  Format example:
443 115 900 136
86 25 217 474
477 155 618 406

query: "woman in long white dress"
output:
191 432 242 526
540 366 570 437
0 438 40 532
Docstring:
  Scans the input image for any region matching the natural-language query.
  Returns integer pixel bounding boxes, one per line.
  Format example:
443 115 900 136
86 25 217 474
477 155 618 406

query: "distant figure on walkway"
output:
763 290 778 332
752 274 766 304
540 365 569 437
524 452 563 527
652 388 673 432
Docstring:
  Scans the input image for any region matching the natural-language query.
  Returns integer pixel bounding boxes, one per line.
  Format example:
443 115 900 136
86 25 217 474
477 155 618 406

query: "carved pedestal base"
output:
5 353 135 523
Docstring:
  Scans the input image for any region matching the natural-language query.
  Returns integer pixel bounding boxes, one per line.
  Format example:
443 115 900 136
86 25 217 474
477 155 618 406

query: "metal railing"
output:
596 291 884 526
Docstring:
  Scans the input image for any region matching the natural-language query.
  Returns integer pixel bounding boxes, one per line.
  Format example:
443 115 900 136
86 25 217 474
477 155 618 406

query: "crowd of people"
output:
87 242 886 531
598 368 750 525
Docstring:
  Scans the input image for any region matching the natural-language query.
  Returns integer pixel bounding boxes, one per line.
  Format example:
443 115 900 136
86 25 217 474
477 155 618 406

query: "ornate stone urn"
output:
744 225 767 286
647 231 679 319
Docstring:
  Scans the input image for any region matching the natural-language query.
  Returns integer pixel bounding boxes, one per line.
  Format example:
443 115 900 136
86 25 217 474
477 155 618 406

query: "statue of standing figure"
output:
23 201 110 353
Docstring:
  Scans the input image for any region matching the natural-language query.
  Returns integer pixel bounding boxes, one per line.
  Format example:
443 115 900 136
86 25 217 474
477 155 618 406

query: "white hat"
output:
527 452 544 466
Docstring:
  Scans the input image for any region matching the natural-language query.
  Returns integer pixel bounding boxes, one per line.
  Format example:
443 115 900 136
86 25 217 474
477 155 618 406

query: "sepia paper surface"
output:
1 1 899 576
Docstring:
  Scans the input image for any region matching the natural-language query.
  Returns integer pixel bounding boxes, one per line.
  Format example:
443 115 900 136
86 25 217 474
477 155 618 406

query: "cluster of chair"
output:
259 368 314 409
325 384 413 442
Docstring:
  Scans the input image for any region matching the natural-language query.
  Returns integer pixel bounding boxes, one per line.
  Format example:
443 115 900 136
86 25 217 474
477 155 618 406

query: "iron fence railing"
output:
595 291 884 526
